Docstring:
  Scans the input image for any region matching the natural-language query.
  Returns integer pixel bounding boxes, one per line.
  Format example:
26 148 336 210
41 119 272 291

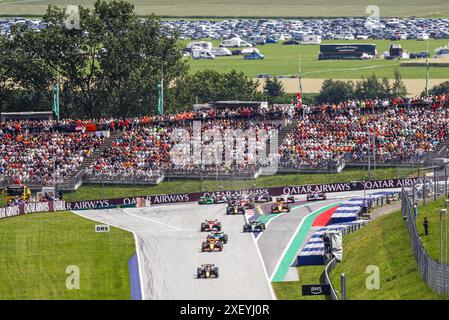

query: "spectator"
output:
423 217 429 236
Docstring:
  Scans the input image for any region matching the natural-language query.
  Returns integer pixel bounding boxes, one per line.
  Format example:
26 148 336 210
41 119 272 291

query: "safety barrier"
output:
401 188 449 296
0 201 66 220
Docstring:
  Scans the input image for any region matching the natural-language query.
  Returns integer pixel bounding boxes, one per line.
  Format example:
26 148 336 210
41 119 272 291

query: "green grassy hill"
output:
329 209 448 299
414 197 449 263
1 0 449 17
0 211 135 299
274 207 448 300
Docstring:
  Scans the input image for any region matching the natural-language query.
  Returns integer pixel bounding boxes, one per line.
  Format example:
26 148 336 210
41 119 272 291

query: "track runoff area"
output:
72 186 401 300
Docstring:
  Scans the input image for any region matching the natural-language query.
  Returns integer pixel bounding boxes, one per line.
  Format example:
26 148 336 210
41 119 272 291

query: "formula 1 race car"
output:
200 219 222 232
271 199 291 213
253 192 273 203
201 238 224 252
277 194 295 203
198 195 216 205
239 197 255 209
243 220 266 232
197 264 219 279
212 194 229 204
226 203 245 215
306 192 327 201
207 231 229 244
227 195 241 205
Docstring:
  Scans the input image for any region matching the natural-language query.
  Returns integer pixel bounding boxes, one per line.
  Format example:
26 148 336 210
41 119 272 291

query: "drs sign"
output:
95 225 110 233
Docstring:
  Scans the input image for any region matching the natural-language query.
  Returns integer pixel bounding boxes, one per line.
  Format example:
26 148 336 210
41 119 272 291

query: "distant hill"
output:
1 0 449 18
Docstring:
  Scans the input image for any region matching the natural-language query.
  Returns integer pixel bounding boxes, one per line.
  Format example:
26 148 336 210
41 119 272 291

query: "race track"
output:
74 203 275 300
73 188 400 299
256 199 337 280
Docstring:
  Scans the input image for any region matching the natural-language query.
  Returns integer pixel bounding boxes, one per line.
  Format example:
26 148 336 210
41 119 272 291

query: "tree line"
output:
1 0 448 118
0 0 262 119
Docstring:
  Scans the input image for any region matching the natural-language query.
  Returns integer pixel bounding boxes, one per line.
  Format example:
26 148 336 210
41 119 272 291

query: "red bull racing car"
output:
197 264 219 278
226 203 245 215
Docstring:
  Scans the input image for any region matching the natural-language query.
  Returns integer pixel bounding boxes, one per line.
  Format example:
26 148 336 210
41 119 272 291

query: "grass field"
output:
1 0 449 17
414 197 449 262
273 265 329 300
63 167 415 202
0 211 135 299
188 39 449 79
328 210 448 299
274 209 448 300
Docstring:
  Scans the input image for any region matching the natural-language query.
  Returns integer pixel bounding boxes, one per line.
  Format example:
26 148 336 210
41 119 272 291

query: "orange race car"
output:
271 199 291 213
201 237 224 252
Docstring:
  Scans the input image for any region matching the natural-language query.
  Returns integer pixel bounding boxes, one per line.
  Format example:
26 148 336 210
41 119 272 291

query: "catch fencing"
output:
324 220 371 300
401 188 449 296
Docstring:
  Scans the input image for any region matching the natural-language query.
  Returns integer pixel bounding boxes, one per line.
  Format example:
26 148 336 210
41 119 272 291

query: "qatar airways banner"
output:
64 177 420 211
0 201 66 220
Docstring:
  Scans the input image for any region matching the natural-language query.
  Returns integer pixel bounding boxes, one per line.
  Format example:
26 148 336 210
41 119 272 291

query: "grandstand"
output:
1 94 449 200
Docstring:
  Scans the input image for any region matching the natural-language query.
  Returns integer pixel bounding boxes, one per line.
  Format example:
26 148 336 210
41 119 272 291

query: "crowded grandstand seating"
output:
85 117 284 181
280 96 449 168
1 94 449 186
0 121 105 186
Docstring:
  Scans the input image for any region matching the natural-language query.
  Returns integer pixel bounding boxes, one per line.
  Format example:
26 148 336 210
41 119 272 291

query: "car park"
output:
4 17 449 41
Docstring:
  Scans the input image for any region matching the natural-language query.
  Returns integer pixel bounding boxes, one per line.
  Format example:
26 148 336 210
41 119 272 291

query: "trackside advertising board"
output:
0 201 66 220
65 177 419 210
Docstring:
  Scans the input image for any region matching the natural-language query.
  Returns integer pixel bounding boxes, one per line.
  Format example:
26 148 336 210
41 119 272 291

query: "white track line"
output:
123 208 183 231
250 229 277 300
268 202 341 281
71 210 146 300
244 206 276 299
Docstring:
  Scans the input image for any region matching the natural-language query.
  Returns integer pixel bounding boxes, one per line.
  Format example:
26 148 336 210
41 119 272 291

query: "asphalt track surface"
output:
74 188 401 299
74 203 275 300
255 189 402 282
256 199 338 280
